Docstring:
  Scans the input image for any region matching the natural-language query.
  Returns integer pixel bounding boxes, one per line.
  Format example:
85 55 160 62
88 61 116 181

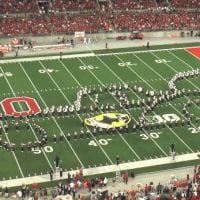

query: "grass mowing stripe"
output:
149 52 200 111
132 53 198 128
168 51 199 113
85 56 168 156
168 50 200 65
0 67 54 171
0 67 25 178
150 52 199 90
12 101 29 112
77 57 144 159
167 50 200 91
78 56 167 157
1 125 24 178
130 53 194 153
37 60 114 165
19 62 85 168
151 51 200 116
93 45 200 57
58 58 141 161
133 51 200 118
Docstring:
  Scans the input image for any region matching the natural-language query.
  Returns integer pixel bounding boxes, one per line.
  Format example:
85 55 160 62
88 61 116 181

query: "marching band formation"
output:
0 69 199 157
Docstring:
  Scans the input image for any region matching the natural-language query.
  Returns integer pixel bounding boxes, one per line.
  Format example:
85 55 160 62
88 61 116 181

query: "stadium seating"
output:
49 11 112 34
113 11 200 32
0 10 199 36
0 15 51 36
0 0 199 15
0 0 37 14
50 0 97 12
0 0 98 14
155 0 200 9
0 0 199 37
171 0 200 8
112 0 157 10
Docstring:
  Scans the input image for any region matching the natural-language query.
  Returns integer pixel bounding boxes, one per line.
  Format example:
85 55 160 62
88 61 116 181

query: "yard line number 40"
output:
89 139 112 146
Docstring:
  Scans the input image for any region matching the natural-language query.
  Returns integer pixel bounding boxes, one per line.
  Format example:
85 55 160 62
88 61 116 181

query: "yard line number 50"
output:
32 146 53 154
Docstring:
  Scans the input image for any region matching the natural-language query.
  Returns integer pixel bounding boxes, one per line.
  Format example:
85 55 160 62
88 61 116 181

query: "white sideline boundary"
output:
0 45 199 187
96 46 200 57
0 53 95 64
0 46 199 64
0 152 199 188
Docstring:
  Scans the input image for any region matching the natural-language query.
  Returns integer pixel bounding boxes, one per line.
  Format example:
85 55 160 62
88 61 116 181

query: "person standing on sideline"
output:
147 41 150 49
60 51 63 60
49 168 53 180
15 49 18 58
105 42 108 49
54 155 60 168
170 142 176 160
60 165 63 177
116 155 120 165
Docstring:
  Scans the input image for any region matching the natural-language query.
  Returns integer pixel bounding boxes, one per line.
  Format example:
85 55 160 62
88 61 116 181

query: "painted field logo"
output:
85 113 131 129
1 97 41 117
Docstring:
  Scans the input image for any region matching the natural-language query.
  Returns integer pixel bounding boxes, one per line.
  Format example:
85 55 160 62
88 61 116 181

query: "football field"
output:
0 45 200 181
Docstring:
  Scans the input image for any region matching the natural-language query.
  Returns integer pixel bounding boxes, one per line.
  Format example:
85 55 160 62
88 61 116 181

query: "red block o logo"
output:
1 97 41 117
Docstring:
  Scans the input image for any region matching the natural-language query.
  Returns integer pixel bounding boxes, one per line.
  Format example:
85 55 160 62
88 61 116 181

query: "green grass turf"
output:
0 45 199 181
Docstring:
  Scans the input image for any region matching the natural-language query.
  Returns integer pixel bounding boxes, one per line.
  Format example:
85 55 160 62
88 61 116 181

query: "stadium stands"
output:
0 0 199 15
0 165 199 199
47 0 97 13
155 0 200 9
112 0 157 10
0 0 98 14
113 11 200 32
0 0 199 37
0 0 37 14
171 0 200 8
0 10 199 36
0 15 51 36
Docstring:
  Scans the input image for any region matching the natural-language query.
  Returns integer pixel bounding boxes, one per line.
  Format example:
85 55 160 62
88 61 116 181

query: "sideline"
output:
0 46 199 64
0 53 95 64
0 152 199 188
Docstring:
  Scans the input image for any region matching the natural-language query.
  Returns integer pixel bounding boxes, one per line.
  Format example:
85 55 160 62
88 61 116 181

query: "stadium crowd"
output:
0 165 199 199
0 10 199 37
0 0 199 37
170 0 200 8
0 0 200 14
112 0 156 10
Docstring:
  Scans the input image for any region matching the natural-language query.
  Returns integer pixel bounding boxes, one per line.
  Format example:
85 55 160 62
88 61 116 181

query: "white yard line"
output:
19 62 85 168
37 60 113 165
87 56 168 156
96 46 200 57
130 53 195 152
59 59 141 161
0 78 168 98
150 51 200 107
0 47 196 180
0 53 95 64
1 124 24 178
150 51 200 90
167 50 200 110
0 67 54 171
0 67 25 178
167 50 200 90
0 46 199 64
0 152 199 188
